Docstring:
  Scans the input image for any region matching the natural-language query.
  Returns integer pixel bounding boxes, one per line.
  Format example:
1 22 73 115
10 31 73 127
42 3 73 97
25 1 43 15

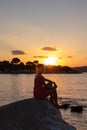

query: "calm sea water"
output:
0 73 87 130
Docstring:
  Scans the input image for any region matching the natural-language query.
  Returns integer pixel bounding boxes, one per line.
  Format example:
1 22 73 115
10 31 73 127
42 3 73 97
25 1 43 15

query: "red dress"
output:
34 74 50 99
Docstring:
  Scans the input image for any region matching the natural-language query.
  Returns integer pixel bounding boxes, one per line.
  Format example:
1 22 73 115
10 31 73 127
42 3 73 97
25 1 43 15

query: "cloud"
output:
57 56 73 60
33 56 48 58
67 56 73 58
58 57 63 59
11 50 26 55
41 46 57 51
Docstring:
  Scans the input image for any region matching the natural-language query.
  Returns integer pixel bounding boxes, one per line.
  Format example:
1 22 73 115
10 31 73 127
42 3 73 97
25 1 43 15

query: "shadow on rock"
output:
0 98 76 130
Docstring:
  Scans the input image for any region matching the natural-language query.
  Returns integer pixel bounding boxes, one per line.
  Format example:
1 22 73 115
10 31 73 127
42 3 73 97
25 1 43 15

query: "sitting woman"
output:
33 64 59 108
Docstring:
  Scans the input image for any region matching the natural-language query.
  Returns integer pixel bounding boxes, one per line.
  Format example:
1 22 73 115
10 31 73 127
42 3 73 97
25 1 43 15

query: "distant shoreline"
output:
0 71 83 74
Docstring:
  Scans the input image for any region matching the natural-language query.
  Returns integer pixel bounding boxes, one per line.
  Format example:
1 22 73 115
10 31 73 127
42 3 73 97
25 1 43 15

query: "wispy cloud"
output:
58 57 63 59
33 56 48 58
41 46 57 51
11 50 26 55
57 56 73 60
67 56 73 58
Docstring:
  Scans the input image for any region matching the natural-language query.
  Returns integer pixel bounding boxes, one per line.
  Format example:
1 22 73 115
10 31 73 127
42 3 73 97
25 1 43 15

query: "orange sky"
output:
0 0 87 67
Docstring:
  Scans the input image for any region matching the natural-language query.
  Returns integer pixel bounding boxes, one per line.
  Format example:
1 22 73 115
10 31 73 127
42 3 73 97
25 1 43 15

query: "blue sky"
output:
0 0 87 66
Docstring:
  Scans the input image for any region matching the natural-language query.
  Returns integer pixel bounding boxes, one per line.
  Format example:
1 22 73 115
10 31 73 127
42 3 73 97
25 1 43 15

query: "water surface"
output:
0 73 87 130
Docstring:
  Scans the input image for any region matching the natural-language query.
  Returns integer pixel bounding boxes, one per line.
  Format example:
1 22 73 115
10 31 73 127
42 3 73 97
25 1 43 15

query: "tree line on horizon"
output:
0 57 80 74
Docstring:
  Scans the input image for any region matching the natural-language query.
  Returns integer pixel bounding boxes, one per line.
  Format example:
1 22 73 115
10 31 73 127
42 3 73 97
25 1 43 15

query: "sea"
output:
0 73 87 130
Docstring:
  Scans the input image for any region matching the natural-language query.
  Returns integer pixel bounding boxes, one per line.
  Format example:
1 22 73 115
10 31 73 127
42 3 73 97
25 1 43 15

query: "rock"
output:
0 98 76 130
71 105 83 113
59 101 70 109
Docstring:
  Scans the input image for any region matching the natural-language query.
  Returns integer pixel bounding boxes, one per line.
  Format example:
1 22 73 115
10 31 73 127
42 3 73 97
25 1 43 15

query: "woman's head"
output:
36 64 44 74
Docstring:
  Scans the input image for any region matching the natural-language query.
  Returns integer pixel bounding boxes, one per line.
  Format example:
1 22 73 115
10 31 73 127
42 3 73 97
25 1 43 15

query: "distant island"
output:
0 58 84 74
72 66 87 73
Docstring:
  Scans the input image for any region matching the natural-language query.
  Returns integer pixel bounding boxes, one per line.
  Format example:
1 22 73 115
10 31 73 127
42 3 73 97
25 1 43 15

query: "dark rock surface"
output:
0 98 76 130
71 105 83 113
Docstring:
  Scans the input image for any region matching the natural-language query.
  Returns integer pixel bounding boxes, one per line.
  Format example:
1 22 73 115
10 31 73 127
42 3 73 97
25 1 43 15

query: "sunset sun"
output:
44 57 57 65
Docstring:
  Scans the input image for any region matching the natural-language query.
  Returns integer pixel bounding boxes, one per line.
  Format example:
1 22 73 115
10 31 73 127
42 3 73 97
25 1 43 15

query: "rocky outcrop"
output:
0 98 76 130
71 105 83 113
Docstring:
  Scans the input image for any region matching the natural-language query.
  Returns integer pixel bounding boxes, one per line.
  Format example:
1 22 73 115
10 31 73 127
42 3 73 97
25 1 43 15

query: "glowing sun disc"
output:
44 57 57 65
